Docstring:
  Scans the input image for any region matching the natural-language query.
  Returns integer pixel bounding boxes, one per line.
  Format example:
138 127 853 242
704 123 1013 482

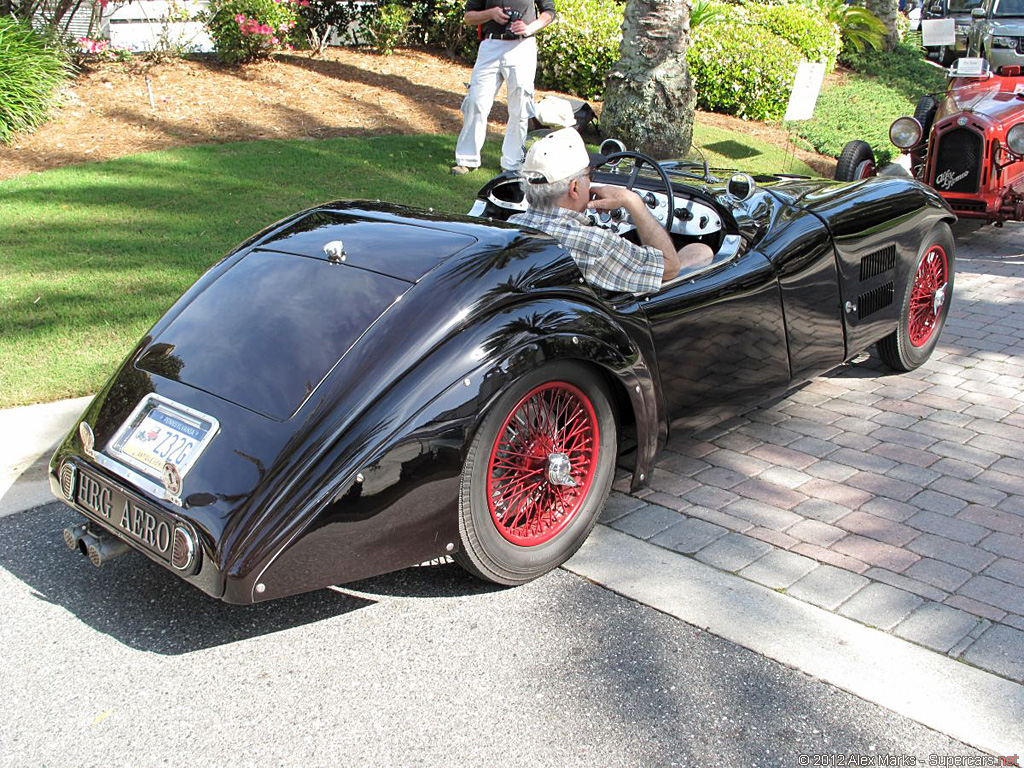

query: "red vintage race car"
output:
836 58 1024 224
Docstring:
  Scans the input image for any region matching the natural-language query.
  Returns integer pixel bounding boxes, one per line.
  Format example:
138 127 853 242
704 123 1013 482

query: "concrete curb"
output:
0 396 91 518
565 525 1024 756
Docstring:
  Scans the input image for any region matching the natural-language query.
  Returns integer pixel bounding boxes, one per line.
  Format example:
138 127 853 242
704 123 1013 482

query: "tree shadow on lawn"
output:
0 135 500 402
0 133 481 220
701 139 761 161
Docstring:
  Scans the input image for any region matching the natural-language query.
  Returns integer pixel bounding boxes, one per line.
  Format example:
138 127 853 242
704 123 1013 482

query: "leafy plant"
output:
787 73 913 164
77 37 133 62
746 1 842 70
840 37 946 100
814 0 888 53
204 0 302 64
405 0 474 59
364 2 411 55
298 0 364 55
0 17 73 145
688 20 803 121
535 0 624 100
690 0 727 27
145 0 209 61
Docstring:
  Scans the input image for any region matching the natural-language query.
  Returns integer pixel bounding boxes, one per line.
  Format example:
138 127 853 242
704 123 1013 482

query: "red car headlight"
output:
1007 123 1024 156
890 117 923 149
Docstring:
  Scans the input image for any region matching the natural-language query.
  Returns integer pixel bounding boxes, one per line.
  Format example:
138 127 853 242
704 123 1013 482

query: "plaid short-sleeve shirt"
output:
509 207 665 294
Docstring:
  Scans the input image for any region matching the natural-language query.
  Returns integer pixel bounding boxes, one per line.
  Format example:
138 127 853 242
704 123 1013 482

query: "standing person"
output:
451 0 556 176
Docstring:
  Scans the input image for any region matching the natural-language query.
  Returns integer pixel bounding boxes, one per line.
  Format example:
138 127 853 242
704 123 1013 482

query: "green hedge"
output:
0 18 73 145
689 21 803 121
745 2 841 71
535 0 624 100
840 39 947 101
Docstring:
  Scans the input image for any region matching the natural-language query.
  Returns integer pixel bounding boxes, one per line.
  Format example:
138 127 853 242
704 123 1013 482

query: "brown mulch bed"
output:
0 46 834 181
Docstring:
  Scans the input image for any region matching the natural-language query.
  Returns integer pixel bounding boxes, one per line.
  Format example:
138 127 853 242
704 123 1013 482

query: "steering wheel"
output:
597 150 676 234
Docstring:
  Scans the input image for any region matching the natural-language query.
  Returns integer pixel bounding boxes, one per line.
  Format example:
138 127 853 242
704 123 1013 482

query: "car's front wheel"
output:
835 140 876 182
455 361 617 585
877 223 955 372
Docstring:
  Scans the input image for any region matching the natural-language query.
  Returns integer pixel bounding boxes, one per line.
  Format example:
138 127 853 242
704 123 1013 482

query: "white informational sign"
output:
954 57 988 76
921 18 956 46
783 61 827 122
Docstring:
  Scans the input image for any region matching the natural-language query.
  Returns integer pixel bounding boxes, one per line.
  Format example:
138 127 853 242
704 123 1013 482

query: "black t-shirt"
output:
465 0 557 38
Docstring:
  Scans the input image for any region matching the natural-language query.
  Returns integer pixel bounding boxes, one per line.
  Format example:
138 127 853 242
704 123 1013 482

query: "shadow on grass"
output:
0 134 503 405
702 139 761 161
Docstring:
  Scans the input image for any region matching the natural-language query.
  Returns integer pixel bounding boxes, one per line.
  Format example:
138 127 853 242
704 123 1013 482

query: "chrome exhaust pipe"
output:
78 530 131 568
63 523 89 551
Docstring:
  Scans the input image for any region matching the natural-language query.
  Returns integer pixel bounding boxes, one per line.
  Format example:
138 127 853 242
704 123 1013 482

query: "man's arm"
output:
510 10 554 36
465 5 508 26
588 186 681 282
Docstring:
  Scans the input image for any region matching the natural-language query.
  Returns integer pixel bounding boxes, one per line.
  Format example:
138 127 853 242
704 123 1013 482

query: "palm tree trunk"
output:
866 0 899 51
601 0 695 158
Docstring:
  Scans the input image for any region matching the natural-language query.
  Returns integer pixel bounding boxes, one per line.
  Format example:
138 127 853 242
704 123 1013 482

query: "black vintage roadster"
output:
51 148 955 603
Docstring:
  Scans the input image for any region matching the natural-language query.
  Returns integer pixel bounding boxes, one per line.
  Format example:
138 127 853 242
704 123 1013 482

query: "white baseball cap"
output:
521 127 598 184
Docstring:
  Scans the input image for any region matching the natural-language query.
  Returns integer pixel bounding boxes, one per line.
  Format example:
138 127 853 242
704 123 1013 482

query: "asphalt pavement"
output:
0 501 984 766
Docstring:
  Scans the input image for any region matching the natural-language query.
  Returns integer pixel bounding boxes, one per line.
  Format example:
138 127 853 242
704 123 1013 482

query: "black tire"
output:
877 222 955 372
913 95 938 145
835 140 876 182
938 45 956 67
454 361 617 585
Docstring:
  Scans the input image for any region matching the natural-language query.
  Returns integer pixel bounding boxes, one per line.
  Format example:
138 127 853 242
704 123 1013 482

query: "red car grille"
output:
949 199 987 214
933 128 983 194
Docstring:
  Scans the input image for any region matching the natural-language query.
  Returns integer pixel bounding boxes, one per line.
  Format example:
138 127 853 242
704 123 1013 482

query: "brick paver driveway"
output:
604 221 1024 684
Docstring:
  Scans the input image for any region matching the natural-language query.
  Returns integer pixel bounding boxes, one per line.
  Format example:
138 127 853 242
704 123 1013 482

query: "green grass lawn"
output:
0 128 817 407
788 44 948 165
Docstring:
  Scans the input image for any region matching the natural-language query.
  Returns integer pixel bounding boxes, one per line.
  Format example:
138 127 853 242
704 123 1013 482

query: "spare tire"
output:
835 140 876 181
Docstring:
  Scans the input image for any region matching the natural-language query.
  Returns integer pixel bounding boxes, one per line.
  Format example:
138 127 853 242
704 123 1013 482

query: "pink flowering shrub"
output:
77 37 133 62
204 0 302 64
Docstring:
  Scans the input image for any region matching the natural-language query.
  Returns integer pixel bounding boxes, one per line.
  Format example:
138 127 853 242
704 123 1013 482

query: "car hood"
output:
137 208 478 421
989 19 1024 33
943 76 1024 124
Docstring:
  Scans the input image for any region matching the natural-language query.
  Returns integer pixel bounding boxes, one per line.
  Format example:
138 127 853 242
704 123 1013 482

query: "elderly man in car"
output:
509 128 714 293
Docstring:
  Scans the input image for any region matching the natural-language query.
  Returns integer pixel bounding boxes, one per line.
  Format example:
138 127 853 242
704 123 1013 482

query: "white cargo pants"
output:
454 36 537 172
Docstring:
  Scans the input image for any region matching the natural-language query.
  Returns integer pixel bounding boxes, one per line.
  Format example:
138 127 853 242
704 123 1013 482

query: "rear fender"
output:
234 300 659 602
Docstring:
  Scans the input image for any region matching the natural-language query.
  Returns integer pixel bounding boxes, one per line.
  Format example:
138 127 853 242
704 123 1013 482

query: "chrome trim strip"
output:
656 234 743 290
89 451 183 506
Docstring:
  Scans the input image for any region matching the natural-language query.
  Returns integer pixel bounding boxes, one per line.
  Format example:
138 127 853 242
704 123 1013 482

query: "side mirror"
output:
971 7 986 18
929 2 942 12
727 174 755 202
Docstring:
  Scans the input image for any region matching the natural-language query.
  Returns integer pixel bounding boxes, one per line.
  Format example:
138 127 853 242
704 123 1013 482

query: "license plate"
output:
74 468 175 562
108 395 218 483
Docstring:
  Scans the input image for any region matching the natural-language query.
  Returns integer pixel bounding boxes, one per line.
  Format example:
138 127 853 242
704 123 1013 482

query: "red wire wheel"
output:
877 223 955 373
908 244 948 348
486 382 599 546
454 362 616 586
